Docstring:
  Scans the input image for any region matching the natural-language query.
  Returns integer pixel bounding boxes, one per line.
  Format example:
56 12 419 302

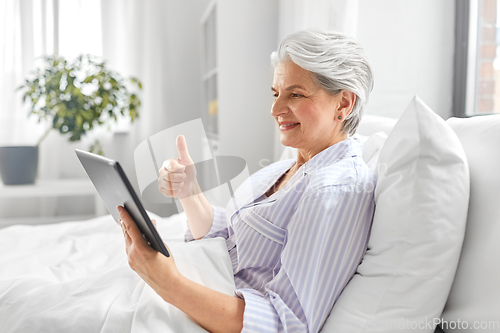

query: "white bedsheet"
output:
0 212 236 332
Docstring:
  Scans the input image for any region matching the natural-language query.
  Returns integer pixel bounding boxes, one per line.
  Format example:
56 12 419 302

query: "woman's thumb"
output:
176 135 192 165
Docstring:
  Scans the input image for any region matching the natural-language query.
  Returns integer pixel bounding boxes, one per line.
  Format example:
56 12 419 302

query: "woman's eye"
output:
273 93 279 98
291 93 303 98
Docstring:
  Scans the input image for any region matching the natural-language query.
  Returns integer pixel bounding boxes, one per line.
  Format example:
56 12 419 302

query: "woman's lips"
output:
279 123 300 131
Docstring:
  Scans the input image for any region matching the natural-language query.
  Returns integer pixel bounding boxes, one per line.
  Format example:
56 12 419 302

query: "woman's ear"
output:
336 90 356 121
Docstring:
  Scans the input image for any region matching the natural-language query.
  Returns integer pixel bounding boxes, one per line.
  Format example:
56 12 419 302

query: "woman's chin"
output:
280 138 298 149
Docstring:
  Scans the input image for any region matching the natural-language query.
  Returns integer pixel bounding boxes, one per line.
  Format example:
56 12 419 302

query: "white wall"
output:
217 0 279 175
356 0 456 119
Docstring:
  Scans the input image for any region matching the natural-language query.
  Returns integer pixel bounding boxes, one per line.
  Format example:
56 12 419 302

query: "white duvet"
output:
0 212 236 332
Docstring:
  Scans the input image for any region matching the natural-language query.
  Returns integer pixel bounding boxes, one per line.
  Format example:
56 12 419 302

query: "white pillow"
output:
441 115 500 332
361 132 388 175
322 96 470 332
356 114 398 137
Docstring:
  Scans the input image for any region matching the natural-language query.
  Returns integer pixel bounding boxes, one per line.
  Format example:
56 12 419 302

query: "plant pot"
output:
0 146 39 185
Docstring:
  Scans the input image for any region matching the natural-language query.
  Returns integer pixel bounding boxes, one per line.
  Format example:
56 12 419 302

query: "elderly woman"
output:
118 29 375 332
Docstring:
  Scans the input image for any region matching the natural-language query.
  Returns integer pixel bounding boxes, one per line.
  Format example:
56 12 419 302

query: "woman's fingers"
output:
118 206 146 246
121 219 132 251
158 179 184 197
161 159 185 173
160 181 184 191
117 206 160 273
159 187 182 196
162 171 186 183
158 149 198 199
159 172 185 187
158 159 189 198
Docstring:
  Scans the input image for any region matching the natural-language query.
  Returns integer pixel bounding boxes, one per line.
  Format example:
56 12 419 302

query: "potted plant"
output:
0 54 142 185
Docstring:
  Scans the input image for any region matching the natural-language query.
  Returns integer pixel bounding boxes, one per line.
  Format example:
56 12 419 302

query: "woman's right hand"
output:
158 135 198 200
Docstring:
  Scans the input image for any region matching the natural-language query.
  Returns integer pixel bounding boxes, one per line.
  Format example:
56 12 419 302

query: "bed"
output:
0 212 235 332
1 96 498 332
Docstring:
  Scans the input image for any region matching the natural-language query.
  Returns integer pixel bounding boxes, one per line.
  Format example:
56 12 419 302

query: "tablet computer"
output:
75 149 169 257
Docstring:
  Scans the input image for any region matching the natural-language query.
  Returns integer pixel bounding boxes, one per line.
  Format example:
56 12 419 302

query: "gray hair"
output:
271 29 374 136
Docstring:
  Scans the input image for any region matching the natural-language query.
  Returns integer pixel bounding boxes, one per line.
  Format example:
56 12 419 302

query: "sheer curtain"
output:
0 0 57 145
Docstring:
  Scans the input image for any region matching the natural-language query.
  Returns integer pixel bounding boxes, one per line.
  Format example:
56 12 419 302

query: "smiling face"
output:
271 60 350 160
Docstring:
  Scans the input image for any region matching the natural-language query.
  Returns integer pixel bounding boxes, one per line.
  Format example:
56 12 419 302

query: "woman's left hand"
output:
117 206 244 333
117 206 180 301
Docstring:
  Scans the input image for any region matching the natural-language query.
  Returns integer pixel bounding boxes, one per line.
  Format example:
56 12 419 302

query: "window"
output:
454 0 500 116
0 0 103 145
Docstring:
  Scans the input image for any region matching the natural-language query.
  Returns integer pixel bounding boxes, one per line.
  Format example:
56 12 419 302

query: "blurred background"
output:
0 0 497 225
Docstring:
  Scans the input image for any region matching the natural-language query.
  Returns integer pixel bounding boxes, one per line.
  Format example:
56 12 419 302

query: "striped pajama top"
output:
186 137 376 332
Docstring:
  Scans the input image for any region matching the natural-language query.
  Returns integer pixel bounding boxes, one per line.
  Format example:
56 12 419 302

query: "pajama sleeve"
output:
185 205 230 242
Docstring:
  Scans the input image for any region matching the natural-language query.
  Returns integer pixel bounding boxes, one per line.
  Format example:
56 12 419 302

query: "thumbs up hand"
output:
158 135 198 199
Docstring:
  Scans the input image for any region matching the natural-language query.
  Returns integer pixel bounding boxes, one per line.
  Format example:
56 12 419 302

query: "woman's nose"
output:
271 97 289 117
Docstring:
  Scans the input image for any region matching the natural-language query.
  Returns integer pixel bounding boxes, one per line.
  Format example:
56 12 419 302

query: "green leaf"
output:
89 139 104 156
83 75 94 83
76 114 83 127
